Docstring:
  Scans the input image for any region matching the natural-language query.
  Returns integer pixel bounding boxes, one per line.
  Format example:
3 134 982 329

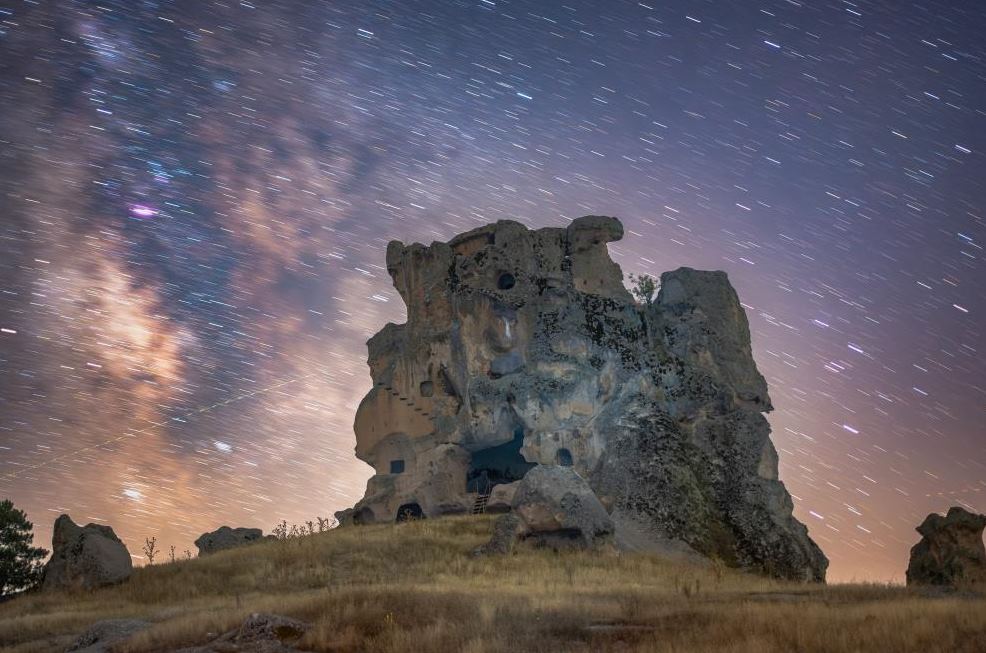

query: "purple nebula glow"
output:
130 204 158 218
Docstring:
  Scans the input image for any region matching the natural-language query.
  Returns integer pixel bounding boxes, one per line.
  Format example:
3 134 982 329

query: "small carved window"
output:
497 272 516 290
557 448 573 467
390 459 405 474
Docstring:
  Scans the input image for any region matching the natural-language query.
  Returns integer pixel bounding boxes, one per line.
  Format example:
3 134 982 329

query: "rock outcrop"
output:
68 619 150 653
340 216 827 581
42 515 132 591
906 507 986 590
194 526 265 556
176 613 309 653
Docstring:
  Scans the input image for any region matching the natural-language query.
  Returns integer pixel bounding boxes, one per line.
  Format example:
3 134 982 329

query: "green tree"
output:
627 273 658 305
0 499 48 597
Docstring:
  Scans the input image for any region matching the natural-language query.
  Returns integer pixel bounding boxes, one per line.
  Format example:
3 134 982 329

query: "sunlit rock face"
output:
340 216 827 581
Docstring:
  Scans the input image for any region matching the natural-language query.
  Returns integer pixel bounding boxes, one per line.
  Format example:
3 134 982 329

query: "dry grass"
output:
1 516 983 652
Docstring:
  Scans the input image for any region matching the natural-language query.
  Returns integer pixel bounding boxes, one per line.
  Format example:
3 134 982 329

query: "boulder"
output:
42 515 132 591
475 468 613 553
341 216 827 581
906 507 986 590
511 466 614 548
194 526 264 556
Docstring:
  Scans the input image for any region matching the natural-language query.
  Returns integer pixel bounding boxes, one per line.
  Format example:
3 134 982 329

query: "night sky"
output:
0 0 983 583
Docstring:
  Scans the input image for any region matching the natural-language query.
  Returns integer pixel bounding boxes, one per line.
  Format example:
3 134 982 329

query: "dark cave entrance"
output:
466 427 536 494
395 502 424 522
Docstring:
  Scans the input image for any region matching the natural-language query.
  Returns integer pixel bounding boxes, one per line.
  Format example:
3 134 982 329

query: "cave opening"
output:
395 502 424 522
466 427 536 494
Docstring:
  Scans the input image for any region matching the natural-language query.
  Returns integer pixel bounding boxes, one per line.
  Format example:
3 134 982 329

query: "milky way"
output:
1 0 983 582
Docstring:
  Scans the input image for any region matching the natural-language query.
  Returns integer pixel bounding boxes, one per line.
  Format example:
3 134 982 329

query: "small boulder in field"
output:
194 526 264 556
42 515 133 591
906 506 986 590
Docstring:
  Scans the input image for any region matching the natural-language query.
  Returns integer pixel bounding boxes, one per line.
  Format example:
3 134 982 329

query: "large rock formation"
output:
906 507 986 590
339 216 827 581
194 526 265 556
42 515 133 591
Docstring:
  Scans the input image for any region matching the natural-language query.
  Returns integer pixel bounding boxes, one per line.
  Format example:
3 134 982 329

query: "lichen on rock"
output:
338 216 827 581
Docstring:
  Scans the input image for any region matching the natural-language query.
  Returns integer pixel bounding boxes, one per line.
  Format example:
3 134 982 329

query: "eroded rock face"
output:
340 216 827 581
194 526 265 556
42 515 132 591
906 507 986 590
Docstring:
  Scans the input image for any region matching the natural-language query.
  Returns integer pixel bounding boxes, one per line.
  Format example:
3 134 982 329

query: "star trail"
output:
0 0 983 583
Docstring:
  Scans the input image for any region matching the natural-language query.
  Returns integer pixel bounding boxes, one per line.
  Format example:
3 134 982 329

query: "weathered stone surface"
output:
339 216 827 581
175 613 309 653
511 465 614 548
68 619 150 653
194 526 265 556
42 515 132 591
486 480 520 513
906 507 986 590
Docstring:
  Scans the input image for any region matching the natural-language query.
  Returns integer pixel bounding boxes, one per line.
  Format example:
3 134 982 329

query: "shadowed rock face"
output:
906 507 986 589
42 515 132 591
340 216 827 581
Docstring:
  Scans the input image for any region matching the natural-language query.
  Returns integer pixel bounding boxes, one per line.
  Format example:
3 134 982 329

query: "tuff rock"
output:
339 216 827 581
42 515 133 591
194 526 265 556
906 506 986 590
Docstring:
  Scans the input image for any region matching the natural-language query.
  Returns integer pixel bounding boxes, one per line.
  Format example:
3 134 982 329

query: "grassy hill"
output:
2 516 984 653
